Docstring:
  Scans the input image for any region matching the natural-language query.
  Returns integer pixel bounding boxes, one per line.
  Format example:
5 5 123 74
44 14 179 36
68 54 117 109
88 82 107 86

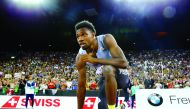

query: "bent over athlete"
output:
75 20 131 109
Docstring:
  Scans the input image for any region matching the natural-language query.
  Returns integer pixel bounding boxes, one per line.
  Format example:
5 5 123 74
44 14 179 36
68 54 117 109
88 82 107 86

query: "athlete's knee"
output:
102 65 116 77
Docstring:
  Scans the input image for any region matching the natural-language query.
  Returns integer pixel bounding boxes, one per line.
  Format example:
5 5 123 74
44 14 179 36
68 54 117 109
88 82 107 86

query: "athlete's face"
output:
76 27 95 50
29 75 33 80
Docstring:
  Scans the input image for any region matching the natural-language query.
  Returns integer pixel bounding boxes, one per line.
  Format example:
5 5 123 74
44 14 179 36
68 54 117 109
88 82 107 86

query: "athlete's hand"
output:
76 55 86 69
81 54 97 64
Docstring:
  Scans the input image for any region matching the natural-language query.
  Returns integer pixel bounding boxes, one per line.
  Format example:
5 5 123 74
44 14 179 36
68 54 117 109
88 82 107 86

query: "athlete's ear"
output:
92 32 95 38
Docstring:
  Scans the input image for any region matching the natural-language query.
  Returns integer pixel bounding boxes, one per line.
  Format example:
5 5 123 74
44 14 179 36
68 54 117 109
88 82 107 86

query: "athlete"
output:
75 20 131 109
25 75 35 109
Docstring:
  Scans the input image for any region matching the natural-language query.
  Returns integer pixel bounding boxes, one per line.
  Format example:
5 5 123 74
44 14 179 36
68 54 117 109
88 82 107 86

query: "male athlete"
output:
25 75 35 109
75 20 131 109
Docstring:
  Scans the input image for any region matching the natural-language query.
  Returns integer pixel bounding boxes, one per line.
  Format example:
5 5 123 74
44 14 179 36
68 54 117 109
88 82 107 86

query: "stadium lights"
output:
114 0 178 3
11 0 45 9
163 6 176 18
11 56 15 59
113 0 179 18
6 0 58 14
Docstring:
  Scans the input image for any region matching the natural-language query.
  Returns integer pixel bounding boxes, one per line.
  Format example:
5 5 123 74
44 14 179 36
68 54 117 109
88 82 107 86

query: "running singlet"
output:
78 35 111 70
78 35 129 75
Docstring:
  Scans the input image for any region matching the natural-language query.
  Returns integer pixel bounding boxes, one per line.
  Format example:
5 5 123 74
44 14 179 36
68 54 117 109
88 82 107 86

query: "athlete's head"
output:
75 20 96 50
28 75 33 80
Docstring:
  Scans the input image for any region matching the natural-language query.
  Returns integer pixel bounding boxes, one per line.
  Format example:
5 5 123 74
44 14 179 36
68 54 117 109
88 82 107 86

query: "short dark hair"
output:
75 20 96 35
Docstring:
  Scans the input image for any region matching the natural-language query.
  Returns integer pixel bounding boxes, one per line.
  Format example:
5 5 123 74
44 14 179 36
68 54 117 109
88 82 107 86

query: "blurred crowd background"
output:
0 49 189 95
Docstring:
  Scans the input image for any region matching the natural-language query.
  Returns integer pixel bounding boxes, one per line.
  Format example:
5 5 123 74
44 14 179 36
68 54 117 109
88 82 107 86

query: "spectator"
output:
0 81 3 91
48 79 55 89
154 80 163 89
184 82 190 89
71 79 77 90
60 79 67 91
19 76 26 95
39 79 48 94
89 78 98 90
130 78 140 109
0 49 189 94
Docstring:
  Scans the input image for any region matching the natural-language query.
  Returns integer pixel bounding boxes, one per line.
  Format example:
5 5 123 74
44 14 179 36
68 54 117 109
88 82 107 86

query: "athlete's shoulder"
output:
96 34 113 41
96 34 115 48
104 34 114 38
103 34 118 49
96 33 113 36
97 34 114 39
102 34 116 42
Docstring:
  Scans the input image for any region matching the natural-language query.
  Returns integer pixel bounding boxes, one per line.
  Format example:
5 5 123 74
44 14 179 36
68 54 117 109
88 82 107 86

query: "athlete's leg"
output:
116 69 131 109
30 94 34 107
25 94 29 108
102 65 117 108
98 77 108 109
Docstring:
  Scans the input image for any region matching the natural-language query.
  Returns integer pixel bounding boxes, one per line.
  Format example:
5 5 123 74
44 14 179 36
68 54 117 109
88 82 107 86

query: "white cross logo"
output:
84 100 93 107
8 98 18 106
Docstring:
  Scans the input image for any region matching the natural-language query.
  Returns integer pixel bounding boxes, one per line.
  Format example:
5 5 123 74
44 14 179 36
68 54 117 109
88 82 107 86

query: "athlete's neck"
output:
86 38 98 54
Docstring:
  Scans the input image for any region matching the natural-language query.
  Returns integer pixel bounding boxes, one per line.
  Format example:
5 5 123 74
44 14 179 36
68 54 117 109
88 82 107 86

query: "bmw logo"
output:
147 93 163 106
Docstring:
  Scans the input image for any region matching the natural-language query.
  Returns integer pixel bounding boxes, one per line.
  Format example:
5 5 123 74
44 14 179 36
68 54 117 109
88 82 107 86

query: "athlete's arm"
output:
76 53 86 109
82 34 130 69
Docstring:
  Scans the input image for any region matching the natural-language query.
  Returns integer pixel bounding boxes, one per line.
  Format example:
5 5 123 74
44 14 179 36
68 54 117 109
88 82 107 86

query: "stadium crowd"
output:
0 49 189 95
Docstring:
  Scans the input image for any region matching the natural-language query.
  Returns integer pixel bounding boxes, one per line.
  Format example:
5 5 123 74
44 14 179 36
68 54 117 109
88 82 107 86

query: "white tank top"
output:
78 34 112 68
